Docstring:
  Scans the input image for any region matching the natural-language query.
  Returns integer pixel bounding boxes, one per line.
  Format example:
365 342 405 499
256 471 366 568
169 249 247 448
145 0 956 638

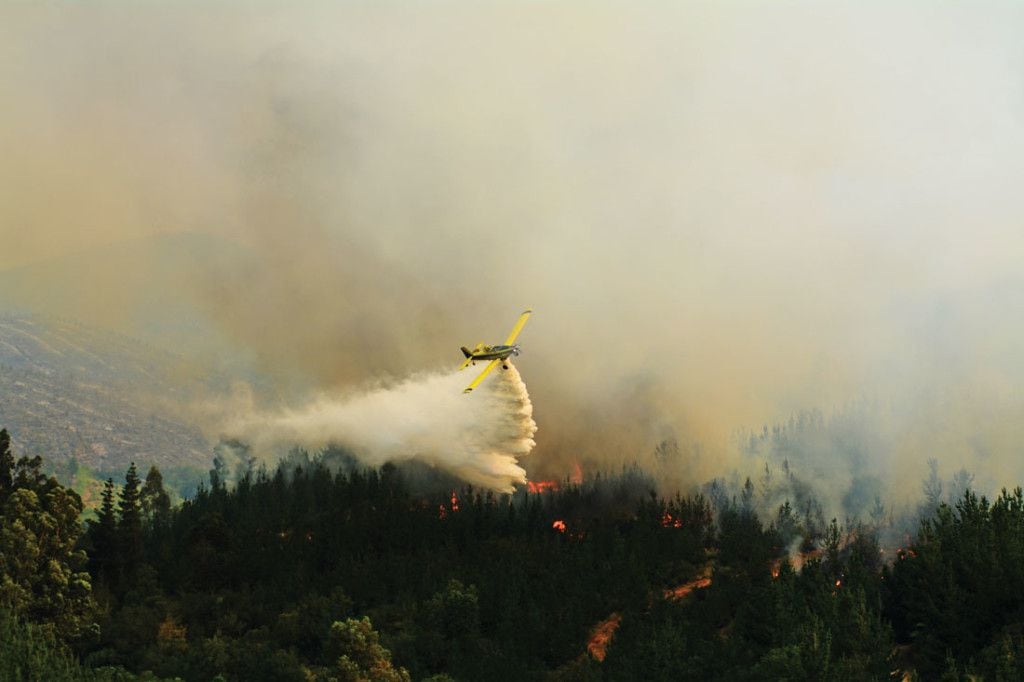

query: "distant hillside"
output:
0 314 211 470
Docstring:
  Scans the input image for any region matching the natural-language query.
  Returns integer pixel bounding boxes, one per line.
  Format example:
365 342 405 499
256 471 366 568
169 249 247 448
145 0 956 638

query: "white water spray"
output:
226 365 536 492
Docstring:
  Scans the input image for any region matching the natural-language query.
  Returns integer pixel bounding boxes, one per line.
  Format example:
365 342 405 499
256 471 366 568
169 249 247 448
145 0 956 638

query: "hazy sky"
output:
2 2 1023 494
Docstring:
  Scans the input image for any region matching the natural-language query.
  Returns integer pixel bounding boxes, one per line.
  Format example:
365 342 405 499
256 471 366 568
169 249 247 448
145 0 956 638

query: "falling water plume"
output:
226 365 536 492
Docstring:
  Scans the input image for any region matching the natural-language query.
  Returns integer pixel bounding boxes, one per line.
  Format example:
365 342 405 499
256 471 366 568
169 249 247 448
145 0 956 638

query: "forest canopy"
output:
2 427 1024 679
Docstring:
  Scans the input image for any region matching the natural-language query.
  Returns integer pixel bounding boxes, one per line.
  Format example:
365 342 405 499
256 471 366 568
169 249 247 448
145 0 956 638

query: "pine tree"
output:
141 465 171 525
741 476 755 513
89 478 118 586
0 429 13 501
922 458 943 513
118 462 143 584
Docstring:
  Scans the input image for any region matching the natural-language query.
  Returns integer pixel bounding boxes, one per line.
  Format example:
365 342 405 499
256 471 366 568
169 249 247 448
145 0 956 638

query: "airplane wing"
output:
464 359 500 393
503 309 533 345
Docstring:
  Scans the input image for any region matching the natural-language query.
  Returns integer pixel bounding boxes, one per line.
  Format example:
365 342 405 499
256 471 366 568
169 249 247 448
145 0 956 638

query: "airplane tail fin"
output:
461 346 472 358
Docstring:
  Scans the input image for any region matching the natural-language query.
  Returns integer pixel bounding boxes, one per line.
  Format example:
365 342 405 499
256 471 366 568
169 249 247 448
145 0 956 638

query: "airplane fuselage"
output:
466 344 517 362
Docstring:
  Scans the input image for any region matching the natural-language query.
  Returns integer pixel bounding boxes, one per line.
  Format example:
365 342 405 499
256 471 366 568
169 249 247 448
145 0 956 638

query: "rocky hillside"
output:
0 314 211 470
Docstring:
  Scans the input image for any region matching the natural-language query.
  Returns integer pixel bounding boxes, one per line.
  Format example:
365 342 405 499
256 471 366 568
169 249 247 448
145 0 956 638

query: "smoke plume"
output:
2 2 1024 505
224 365 536 493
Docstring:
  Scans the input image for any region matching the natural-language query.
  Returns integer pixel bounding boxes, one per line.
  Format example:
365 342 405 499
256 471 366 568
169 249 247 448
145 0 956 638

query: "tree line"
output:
4 427 1024 679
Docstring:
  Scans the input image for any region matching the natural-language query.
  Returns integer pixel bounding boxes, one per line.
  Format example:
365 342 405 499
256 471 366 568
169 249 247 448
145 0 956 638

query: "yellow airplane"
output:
459 309 532 393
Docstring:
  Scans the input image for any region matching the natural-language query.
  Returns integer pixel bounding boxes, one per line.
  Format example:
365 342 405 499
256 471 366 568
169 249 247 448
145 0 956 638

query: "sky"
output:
2 1 1023 499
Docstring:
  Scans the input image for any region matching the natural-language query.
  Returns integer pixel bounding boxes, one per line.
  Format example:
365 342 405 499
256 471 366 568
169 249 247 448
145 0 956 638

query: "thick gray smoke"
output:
2 2 1024 506
225 365 536 492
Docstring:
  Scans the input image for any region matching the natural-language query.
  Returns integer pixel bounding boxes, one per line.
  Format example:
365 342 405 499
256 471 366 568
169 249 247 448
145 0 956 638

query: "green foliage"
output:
140 467 170 527
0 609 162 680
0 608 84 681
0 454 95 641
604 509 892 681
408 579 482 678
323 616 411 682
60 448 1024 680
117 463 143 584
79 456 714 680
888 487 1024 678
0 429 14 497
421 579 479 642
274 587 354 660
88 479 118 586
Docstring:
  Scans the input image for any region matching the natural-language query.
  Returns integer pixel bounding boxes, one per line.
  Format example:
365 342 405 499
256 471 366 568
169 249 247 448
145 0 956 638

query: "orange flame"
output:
527 480 559 493
552 519 567 533
587 612 622 662
661 511 683 528
570 461 583 485
438 491 461 520
664 564 713 600
790 548 823 572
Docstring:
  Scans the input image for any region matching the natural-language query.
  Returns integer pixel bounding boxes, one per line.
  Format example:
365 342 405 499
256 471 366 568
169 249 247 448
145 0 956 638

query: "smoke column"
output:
226 365 536 493
3 3 1024 505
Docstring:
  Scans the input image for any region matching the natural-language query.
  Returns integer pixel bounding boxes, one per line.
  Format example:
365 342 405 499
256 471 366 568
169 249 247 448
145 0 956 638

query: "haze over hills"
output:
0 232 256 366
0 232 273 472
